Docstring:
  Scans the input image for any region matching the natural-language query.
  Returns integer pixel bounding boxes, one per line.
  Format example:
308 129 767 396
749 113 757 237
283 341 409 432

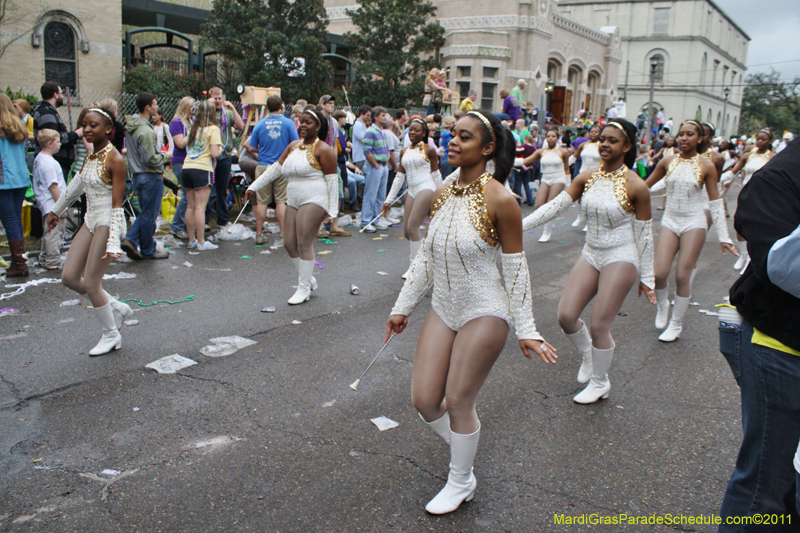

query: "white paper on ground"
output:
370 416 399 431
123 319 139 326
377 271 388 276
60 299 80 306
145 354 197 374
183 261 193 267
103 272 136 280
200 335 257 357
101 469 121 476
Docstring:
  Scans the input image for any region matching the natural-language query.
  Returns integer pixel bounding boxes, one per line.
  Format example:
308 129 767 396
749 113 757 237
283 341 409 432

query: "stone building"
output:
0 0 123 94
326 0 623 123
557 0 748 136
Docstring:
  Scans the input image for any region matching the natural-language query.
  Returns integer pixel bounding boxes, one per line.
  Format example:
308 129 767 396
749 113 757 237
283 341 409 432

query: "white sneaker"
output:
384 216 401 225
197 241 218 250
270 237 284 250
375 220 390 230
362 224 377 233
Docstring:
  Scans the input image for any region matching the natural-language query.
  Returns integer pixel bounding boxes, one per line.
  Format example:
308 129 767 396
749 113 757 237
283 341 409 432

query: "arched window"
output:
547 60 561 85
44 21 76 92
651 54 665 83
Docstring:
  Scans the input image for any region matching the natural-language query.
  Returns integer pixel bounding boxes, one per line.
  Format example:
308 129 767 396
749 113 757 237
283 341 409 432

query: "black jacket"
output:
32 101 78 166
730 138 800 351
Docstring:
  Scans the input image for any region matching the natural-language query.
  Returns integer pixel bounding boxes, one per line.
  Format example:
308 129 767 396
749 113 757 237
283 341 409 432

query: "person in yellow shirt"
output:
459 89 477 112
13 99 34 141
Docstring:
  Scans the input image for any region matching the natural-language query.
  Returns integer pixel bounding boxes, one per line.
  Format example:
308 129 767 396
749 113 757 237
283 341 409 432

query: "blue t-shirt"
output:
250 115 299 165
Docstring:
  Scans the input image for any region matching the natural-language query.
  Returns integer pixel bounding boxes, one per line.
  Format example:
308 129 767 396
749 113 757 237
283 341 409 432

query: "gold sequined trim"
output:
583 166 633 213
295 138 322 171
85 143 114 185
700 148 714 161
667 154 703 186
747 150 772 164
411 142 429 163
431 172 498 246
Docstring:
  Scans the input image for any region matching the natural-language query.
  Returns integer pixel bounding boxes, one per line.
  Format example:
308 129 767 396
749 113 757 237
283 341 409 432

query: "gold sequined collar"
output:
700 148 714 161
86 143 114 185
410 142 430 163
295 138 322 171
431 172 498 246
667 154 704 186
747 150 772 163
583 165 634 213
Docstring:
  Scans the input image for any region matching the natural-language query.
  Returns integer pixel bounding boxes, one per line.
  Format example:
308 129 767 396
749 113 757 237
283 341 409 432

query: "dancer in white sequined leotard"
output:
387 111 554 516
723 128 775 273
646 120 735 342
46 107 133 356
522 119 656 404
246 107 338 305
517 127 571 242
570 124 602 229
381 118 440 278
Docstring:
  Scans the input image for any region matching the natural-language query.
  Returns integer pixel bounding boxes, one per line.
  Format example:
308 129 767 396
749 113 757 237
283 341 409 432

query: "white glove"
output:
514 158 524 168
501 253 544 341
324 173 339 218
391 239 433 316
431 169 442 188
248 163 282 192
50 172 84 217
633 219 655 290
107 207 126 256
522 190 574 231
384 172 406 206
709 198 732 244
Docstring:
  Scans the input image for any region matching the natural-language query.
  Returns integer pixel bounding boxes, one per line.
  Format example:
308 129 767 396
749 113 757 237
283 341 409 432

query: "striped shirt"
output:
363 125 390 162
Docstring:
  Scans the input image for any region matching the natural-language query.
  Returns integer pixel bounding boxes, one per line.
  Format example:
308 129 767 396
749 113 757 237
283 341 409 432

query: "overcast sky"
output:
715 0 800 81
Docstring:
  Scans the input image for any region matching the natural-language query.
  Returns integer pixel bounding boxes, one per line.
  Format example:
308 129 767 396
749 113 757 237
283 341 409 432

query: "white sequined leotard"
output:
385 143 436 204
391 173 511 331
540 147 569 187
659 155 708 237
742 150 772 186
580 142 602 172
50 144 114 234
581 167 638 271
282 139 335 214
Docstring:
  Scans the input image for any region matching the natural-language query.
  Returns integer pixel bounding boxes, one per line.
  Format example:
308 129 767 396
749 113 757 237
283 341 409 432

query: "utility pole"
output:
645 56 658 146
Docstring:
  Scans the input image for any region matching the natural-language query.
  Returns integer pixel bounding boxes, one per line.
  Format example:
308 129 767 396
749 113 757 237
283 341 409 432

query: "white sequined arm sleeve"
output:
247 162 282 192
501 253 543 341
431 169 442 188
521 190 573 231
49 172 84 216
648 177 667 197
325 173 338 218
107 207 126 256
719 170 735 187
390 241 433 316
709 198 733 244
633 219 655 290
443 167 459 186
384 172 406 206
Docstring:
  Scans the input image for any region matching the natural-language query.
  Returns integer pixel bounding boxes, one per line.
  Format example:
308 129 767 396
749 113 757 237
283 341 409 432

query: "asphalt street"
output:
0 191 747 532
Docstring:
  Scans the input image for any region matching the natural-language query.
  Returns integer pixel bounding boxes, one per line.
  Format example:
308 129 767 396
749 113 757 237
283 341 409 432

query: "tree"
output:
739 69 800 136
202 0 332 104
0 0 36 65
344 0 445 108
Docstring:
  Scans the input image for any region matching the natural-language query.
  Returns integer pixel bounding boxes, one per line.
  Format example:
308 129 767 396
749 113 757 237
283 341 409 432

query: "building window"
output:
458 66 471 78
706 10 712 37
483 67 498 79
44 21 77 93
654 8 669 35
712 60 719 90
457 82 471 99
700 53 707 86
651 54 665 83
481 83 496 110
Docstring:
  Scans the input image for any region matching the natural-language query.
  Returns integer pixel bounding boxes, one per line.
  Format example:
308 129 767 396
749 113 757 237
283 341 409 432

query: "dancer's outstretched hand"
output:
45 212 60 231
638 282 657 304
386 315 408 342
521 339 558 364
244 189 256 204
721 242 738 256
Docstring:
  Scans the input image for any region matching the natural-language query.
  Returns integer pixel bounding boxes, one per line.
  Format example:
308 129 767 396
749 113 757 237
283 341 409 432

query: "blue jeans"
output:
361 163 388 226
719 321 800 531
170 162 187 232
211 157 232 225
347 170 365 207
0 187 26 240
511 168 534 206
125 173 163 256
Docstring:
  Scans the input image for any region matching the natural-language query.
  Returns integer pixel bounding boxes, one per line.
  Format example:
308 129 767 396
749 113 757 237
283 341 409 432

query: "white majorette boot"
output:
733 241 748 272
538 221 553 243
288 259 314 305
572 210 586 228
89 303 122 356
565 321 592 384
573 344 614 404
402 240 422 279
426 425 480 515
291 257 318 291
104 290 133 329
658 295 691 342
654 287 670 329
420 412 451 445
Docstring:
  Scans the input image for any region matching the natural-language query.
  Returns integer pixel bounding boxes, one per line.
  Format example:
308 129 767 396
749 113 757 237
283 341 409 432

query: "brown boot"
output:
6 239 29 278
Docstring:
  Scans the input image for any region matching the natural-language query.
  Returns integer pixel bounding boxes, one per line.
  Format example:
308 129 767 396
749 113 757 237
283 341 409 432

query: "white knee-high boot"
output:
658 295 691 342
420 412 451 445
573 344 614 404
538 221 553 243
655 286 670 329
403 240 422 279
565 321 592 383
89 303 122 356
291 256 317 290
572 209 586 228
104 290 133 329
288 259 314 304
733 241 748 272
425 425 480 515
